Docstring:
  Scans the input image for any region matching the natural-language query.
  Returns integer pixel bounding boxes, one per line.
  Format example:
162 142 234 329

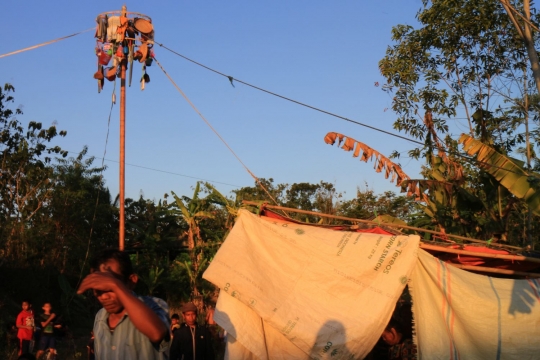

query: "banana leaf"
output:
324 132 410 186
459 134 540 215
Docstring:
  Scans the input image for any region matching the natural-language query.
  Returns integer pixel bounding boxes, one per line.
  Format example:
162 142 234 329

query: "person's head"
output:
21 300 31 311
171 313 180 325
181 302 198 327
381 319 404 346
90 249 137 314
42 302 52 313
90 248 135 282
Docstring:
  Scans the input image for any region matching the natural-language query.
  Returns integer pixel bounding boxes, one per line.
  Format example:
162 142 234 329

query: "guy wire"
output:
0 28 95 59
155 41 535 179
68 79 117 307
153 57 281 206
155 41 423 146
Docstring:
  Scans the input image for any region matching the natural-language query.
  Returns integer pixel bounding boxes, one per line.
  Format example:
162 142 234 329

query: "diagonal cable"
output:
153 57 281 206
64 150 242 187
68 79 116 305
0 28 95 59
154 41 424 146
155 42 539 179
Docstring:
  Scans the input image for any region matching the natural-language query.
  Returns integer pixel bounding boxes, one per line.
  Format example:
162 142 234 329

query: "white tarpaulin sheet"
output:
215 290 309 360
410 249 540 360
203 209 420 359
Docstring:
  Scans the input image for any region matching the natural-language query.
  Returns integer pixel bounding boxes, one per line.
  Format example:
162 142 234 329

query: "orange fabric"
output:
356 227 393 235
260 209 392 235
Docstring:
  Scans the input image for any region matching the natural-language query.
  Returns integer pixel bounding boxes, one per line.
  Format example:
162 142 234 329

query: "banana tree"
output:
170 183 215 298
459 134 540 214
325 131 455 234
324 131 525 242
202 182 238 232
139 266 165 296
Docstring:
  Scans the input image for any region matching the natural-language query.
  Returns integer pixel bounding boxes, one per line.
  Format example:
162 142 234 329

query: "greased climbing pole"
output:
94 6 154 250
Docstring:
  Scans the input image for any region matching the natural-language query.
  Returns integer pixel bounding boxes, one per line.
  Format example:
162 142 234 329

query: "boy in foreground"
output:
77 249 170 360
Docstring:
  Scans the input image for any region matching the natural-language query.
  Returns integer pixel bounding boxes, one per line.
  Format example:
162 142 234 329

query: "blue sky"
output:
2 1 425 202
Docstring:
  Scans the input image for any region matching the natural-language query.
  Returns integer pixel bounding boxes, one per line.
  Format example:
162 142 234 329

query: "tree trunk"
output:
501 0 540 94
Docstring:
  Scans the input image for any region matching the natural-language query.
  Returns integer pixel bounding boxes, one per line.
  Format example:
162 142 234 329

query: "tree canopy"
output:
377 0 540 245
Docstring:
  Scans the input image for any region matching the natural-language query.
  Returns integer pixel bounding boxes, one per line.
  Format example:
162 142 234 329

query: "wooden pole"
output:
420 243 540 265
119 5 127 251
449 263 540 278
242 201 524 251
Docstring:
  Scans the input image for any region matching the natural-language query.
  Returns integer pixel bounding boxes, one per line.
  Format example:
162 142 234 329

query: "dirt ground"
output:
5 335 88 360
5 329 226 360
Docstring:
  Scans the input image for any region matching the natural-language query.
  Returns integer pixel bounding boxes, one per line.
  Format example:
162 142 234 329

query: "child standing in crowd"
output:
36 302 60 359
170 313 180 335
16 300 34 356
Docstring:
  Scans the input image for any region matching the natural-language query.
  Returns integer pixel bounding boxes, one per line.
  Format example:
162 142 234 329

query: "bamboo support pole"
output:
242 201 524 251
420 243 540 265
119 5 127 251
101 5 152 251
119 59 126 251
449 263 540 278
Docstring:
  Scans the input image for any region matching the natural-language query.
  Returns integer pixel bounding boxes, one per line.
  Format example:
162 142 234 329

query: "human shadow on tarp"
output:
508 278 539 315
213 309 235 359
310 320 356 360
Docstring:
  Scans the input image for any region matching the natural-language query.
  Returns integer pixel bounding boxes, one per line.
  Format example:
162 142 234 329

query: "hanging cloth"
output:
116 16 128 43
140 64 147 91
107 16 121 42
95 14 108 41
128 40 134 87
410 249 540 359
203 209 420 359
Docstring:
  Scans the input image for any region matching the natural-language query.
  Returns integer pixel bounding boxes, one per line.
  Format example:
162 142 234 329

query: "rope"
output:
0 28 95 59
68 79 116 306
153 57 281 206
154 42 424 146
154 42 540 179
64 150 242 187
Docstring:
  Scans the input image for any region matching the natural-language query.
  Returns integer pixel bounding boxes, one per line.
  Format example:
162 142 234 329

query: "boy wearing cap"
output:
169 302 214 360
77 249 170 360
